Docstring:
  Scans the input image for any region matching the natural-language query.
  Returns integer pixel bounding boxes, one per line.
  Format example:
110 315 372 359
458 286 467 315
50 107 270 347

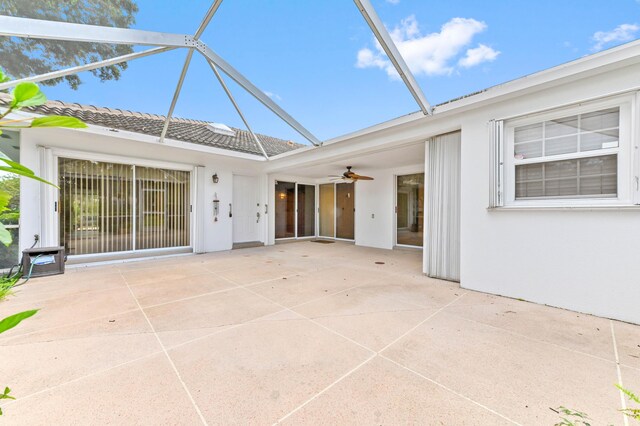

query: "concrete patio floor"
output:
0 241 638 425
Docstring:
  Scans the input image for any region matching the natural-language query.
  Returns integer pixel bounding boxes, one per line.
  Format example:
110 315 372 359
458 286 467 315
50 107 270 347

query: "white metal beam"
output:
159 49 195 143
196 45 322 146
0 11 322 147
194 0 225 39
353 0 432 115
0 16 199 48
207 61 270 160
0 46 174 91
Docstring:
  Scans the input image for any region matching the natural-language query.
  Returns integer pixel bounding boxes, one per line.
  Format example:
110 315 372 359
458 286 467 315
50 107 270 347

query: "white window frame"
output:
503 94 636 207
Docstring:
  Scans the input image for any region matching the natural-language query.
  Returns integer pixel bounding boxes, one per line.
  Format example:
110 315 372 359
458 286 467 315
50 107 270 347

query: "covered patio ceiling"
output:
275 141 426 179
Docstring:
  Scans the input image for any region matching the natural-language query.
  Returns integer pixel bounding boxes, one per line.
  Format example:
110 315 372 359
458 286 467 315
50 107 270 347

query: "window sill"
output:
488 204 640 211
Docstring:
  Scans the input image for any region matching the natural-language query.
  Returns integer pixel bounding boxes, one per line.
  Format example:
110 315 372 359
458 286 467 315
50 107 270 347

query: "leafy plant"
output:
0 66 87 247
0 309 38 414
551 406 592 426
0 67 87 416
553 384 640 425
0 274 20 300
0 387 15 415
617 384 640 421
0 309 38 334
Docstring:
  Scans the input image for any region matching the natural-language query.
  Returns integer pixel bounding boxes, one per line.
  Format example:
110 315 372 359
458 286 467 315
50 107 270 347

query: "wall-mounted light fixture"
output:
212 173 219 184
279 192 286 200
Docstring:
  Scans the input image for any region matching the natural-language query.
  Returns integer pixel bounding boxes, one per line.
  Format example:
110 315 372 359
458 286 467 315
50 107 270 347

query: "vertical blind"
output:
426 132 461 282
136 166 190 250
488 120 504 208
59 158 190 256
513 107 620 199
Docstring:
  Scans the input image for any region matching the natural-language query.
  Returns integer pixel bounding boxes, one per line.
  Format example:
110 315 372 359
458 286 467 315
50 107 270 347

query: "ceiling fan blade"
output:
350 172 374 181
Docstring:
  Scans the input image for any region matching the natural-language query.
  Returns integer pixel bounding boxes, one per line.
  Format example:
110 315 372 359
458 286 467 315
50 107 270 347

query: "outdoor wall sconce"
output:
212 173 219 184
213 192 220 222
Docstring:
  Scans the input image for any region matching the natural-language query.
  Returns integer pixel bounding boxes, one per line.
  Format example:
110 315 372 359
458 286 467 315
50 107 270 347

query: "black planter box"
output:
22 246 65 278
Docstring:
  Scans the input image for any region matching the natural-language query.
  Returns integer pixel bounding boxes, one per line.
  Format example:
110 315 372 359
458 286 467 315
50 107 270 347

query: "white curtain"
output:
426 131 461 282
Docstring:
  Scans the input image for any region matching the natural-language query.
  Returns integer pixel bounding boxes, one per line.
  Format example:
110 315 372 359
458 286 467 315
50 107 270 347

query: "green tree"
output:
0 0 139 90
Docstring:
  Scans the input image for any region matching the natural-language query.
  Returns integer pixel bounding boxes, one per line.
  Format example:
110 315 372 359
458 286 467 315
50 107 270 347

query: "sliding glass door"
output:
0 130 20 268
396 173 424 247
317 182 355 241
336 182 355 240
58 158 190 256
136 167 190 250
274 181 295 239
318 184 334 238
274 181 316 239
297 184 315 238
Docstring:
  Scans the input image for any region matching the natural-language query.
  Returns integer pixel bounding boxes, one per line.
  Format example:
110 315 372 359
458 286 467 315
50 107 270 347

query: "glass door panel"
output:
296 184 315 237
275 181 295 238
136 167 190 250
0 130 20 268
59 158 191 255
319 184 334 238
59 158 133 255
396 173 424 247
336 182 354 240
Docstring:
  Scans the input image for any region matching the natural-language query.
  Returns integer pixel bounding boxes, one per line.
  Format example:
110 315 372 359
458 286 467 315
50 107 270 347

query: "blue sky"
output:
40 0 640 145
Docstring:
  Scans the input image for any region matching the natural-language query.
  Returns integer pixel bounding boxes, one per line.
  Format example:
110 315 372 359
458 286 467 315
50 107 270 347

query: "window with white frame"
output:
514 107 619 199
494 95 636 207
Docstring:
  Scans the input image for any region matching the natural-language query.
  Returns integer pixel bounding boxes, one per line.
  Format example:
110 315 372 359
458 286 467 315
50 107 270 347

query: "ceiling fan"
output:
329 166 374 182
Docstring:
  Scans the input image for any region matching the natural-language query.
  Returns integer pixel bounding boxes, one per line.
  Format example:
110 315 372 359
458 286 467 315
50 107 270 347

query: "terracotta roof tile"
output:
0 94 304 157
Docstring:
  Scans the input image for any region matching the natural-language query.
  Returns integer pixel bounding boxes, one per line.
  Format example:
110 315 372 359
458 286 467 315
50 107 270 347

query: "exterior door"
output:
274 181 295 239
318 183 335 238
396 173 424 247
296 184 316 237
336 182 355 240
233 175 261 243
58 158 190 256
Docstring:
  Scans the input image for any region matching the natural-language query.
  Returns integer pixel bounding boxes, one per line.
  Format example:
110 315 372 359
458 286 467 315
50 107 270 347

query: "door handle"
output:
229 203 232 218
256 212 261 223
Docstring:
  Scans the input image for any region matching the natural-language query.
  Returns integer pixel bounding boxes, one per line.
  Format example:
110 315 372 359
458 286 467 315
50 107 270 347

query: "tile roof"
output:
0 93 305 157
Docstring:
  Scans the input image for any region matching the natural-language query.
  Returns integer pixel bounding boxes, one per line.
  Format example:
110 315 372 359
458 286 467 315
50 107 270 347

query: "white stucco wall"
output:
11 50 640 325
354 165 424 250
456 63 640 324
17 127 267 258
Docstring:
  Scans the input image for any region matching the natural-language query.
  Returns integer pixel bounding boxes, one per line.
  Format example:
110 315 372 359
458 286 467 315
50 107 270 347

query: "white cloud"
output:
386 0 400 4
264 91 282 101
458 44 500 68
592 23 639 51
356 15 499 78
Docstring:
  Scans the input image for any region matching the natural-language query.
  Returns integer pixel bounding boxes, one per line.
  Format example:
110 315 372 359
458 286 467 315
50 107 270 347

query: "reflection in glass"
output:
59 159 133 255
297 184 315 237
319 184 335 238
59 159 191 255
275 181 295 239
397 173 424 247
0 130 20 268
336 182 354 240
136 167 191 250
